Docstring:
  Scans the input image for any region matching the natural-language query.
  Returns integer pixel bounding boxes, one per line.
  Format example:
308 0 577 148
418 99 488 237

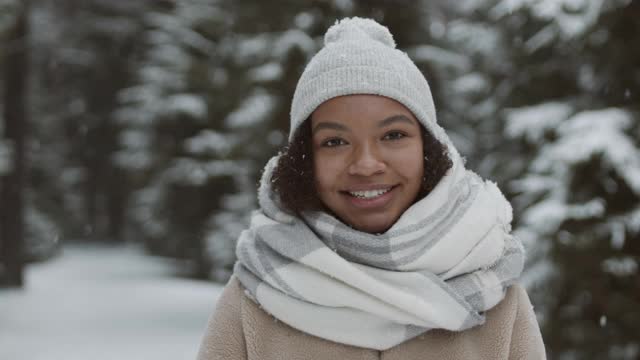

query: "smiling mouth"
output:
345 187 394 200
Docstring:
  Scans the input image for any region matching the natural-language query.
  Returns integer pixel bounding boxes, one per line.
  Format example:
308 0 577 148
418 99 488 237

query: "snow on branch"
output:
490 0 625 39
535 108 640 194
522 196 605 235
272 29 317 59
406 44 471 70
224 89 278 129
505 101 572 143
164 93 207 120
184 129 238 157
0 139 13 175
164 158 249 186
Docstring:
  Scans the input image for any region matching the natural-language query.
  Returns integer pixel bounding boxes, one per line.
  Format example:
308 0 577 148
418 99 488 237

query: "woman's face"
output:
311 94 424 234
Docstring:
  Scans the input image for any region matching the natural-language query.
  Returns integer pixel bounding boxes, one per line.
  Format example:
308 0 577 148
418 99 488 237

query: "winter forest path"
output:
0 244 224 360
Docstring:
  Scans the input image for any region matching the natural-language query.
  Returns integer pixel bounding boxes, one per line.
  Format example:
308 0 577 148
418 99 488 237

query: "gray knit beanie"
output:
289 17 454 152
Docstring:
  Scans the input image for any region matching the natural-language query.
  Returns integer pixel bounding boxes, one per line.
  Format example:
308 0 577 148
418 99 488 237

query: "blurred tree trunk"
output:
0 0 29 287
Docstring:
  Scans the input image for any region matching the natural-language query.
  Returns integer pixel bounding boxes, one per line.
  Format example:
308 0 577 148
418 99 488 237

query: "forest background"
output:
1 0 639 359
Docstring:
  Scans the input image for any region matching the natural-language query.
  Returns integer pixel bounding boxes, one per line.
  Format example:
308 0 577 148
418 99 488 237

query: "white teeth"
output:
348 188 391 199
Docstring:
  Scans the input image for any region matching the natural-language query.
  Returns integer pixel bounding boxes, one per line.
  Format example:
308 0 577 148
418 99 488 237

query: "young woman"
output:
197 17 546 360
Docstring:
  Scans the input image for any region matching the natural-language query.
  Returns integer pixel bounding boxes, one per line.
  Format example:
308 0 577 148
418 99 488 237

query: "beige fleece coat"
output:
197 276 546 360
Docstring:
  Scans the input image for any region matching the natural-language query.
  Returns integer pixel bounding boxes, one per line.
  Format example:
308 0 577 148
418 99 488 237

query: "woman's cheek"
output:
313 155 332 188
316 156 345 192
389 144 423 178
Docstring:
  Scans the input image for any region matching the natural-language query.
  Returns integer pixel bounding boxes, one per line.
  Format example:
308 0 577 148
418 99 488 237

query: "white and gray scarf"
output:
234 151 524 350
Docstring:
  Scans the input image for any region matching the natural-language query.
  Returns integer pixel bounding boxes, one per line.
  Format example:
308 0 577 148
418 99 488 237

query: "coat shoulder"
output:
506 283 547 359
196 276 247 360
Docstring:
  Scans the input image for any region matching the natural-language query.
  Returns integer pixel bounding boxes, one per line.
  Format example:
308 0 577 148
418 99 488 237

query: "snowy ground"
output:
0 244 224 360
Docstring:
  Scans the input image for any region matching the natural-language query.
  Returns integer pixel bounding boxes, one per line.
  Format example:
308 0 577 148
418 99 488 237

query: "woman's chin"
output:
349 217 395 234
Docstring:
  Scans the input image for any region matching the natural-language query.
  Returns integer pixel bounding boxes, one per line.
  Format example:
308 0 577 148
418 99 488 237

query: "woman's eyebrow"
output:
378 114 416 128
312 121 350 133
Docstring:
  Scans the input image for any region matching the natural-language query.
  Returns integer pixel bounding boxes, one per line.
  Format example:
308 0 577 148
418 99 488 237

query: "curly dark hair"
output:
270 118 453 214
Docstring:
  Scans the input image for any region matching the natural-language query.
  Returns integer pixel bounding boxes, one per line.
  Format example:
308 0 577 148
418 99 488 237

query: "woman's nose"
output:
347 144 386 176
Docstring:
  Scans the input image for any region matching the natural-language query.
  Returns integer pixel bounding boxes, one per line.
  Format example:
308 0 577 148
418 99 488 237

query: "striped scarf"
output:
233 152 524 350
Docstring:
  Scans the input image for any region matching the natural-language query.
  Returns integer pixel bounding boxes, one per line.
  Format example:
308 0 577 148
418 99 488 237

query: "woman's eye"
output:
383 131 406 141
322 138 347 147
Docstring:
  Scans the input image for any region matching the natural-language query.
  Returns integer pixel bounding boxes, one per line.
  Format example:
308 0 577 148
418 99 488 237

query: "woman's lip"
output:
342 186 396 209
342 184 395 192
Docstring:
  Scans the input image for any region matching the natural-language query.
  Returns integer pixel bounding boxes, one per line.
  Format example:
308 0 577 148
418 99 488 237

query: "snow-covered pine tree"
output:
405 1 507 171
114 0 239 278
508 106 640 359
0 0 16 178
413 1 639 357
493 0 640 358
197 2 321 281
22 0 147 242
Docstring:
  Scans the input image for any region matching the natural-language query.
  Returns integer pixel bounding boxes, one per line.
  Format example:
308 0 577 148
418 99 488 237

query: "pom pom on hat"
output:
324 17 396 48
